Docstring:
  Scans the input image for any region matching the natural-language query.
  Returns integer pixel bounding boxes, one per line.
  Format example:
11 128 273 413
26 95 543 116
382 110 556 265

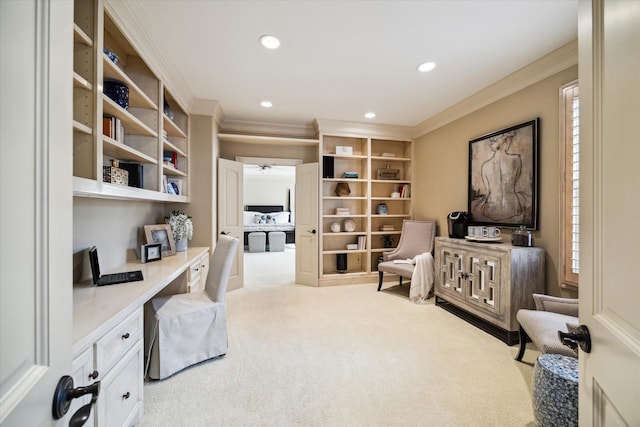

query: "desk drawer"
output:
188 254 207 282
95 308 142 374
97 340 143 427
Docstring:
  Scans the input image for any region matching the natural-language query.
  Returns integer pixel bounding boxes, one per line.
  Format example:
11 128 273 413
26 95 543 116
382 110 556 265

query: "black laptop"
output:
89 246 143 286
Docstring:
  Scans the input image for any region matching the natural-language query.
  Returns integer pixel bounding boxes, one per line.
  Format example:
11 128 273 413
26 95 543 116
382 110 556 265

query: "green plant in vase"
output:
165 210 193 251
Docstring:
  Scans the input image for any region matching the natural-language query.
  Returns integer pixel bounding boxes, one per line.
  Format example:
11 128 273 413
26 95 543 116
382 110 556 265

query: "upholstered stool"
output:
248 232 266 253
268 231 285 252
532 354 579 427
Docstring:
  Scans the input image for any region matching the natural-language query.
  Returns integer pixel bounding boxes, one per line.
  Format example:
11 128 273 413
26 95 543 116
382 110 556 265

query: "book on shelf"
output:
162 175 168 193
399 184 410 198
167 178 183 195
335 208 350 215
379 224 395 231
119 162 143 188
103 116 125 144
163 150 178 168
343 171 359 179
357 235 366 250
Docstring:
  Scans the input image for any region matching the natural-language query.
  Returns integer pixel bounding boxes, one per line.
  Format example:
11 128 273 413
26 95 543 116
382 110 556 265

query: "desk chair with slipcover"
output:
145 235 239 380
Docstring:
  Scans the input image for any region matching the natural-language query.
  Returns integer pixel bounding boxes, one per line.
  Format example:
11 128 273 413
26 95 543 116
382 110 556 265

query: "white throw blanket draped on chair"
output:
409 252 434 304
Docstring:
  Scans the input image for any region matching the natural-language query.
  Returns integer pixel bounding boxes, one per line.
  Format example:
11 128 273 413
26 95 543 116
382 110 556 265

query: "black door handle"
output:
558 324 592 353
308 229 316 234
52 375 100 426
220 231 229 235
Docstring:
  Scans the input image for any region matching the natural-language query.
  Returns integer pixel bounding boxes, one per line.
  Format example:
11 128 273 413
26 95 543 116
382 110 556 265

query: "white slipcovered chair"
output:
377 220 436 300
145 235 239 380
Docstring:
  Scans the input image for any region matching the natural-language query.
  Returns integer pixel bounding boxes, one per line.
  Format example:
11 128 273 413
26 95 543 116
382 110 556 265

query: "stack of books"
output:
335 208 350 215
398 184 410 198
103 116 125 144
357 235 367 250
163 151 178 169
343 171 359 179
379 224 395 231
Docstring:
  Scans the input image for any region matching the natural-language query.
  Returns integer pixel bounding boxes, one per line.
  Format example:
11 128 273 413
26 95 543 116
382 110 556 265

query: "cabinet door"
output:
62 348 97 427
465 253 501 315
438 246 465 296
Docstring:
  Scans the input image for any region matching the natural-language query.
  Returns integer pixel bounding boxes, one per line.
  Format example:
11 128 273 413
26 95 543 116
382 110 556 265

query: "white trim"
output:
236 156 303 166
413 40 579 138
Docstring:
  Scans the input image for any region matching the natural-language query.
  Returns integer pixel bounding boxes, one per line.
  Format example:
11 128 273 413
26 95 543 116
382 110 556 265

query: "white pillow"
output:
274 211 290 224
243 211 260 225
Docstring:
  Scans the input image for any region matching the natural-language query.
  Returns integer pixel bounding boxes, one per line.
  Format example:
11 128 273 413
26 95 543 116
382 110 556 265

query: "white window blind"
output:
561 82 579 286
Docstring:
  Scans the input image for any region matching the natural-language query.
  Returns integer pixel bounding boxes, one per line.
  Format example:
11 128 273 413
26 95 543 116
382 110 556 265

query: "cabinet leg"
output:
377 271 383 291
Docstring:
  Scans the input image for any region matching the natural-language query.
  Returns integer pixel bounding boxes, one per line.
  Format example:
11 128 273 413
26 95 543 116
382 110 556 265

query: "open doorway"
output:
238 157 302 288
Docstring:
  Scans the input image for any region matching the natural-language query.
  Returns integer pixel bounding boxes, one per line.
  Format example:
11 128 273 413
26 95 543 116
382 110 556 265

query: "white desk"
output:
73 246 209 353
70 246 209 426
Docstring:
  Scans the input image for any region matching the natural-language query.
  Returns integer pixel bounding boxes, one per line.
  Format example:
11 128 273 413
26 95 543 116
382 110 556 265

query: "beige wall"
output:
413 65 578 298
73 198 164 282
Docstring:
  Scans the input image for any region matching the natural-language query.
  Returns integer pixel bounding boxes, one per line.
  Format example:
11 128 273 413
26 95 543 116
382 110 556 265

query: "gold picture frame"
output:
144 224 176 257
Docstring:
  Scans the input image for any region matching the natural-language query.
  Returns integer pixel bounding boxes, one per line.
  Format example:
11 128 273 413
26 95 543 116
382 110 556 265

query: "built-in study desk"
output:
71 246 209 427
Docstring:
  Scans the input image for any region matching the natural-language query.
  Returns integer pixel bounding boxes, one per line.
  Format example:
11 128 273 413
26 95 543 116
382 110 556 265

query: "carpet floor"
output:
140 247 540 426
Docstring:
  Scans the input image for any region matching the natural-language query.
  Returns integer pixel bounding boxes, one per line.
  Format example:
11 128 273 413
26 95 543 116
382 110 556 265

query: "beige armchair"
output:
377 220 435 292
515 294 579 361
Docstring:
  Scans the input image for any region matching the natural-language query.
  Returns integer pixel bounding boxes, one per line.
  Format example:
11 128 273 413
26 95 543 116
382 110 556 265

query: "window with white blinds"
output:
561 82 579 286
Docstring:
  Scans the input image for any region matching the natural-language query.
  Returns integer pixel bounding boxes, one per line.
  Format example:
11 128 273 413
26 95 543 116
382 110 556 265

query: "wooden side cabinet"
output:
434 237 545 344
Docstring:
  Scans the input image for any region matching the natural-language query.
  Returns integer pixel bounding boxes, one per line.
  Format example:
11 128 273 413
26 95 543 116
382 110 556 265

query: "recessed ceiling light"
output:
260 100 273 108
259 35 280 49
417 61 436 72
364 112 376 119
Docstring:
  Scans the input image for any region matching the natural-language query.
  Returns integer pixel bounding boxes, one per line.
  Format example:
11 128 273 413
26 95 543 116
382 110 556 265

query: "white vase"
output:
176 237 188 252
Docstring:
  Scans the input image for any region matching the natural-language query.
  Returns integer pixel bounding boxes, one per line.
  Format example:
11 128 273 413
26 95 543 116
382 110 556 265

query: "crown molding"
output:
105 0 194 113
190 99 224 125
412 39 578 139
316 119 413 140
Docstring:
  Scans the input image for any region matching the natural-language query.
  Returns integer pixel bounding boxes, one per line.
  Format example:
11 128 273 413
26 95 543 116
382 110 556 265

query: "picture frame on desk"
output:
144 224 176 257
141 243 162 263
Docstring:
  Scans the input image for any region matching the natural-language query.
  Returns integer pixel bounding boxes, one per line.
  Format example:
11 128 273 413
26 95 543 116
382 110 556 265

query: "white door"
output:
578 0 640 424
218 158 244 291
0 0 74 425
295 163 319 286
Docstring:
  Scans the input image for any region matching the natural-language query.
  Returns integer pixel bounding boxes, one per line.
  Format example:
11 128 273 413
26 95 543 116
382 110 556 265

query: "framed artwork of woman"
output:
468 118 539 229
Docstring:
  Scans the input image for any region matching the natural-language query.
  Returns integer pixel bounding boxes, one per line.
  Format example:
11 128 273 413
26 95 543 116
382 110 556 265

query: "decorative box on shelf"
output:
103 159 129 186
336 146 353 156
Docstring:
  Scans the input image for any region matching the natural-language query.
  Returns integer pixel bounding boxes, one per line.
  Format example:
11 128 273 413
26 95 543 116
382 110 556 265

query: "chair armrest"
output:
532 293 579 317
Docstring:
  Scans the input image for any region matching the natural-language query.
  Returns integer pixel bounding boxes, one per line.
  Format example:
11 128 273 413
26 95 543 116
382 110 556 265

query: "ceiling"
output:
112 0 578 130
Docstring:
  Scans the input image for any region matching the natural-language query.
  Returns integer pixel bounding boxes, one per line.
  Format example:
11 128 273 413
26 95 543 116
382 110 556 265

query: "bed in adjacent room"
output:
243 205 295 247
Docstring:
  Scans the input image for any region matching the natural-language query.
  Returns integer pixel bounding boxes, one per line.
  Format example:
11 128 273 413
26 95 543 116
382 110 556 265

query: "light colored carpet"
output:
140 248 540 426
243 243 296 288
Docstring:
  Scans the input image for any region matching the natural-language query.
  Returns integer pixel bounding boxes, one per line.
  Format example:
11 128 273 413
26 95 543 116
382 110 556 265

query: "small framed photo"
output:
144 224 176 257
141 243 162 263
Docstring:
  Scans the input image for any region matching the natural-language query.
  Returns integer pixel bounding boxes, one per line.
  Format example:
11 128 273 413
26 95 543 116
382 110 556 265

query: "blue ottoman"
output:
532 354 579 427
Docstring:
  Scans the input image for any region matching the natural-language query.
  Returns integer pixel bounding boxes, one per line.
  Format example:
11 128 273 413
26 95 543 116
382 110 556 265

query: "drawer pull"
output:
88 370 99 380
122 391 130 400
121 333 130 339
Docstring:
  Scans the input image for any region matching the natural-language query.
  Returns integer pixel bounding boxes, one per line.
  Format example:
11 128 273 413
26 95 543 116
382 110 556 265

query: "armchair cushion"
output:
516 309 578 358
532 294 579 317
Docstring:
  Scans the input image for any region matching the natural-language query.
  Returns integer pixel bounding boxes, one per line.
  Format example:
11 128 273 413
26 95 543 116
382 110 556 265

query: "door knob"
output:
308 229 316 234
52 375 100 427
558 324 592 353
220 231 229 235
